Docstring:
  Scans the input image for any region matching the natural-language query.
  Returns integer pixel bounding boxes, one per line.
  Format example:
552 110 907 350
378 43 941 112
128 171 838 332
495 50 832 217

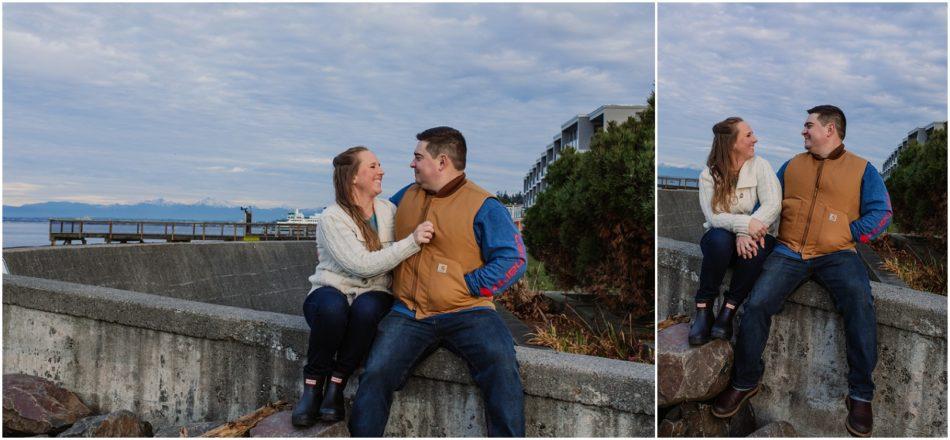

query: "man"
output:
349 126 527 437
712 106 892 438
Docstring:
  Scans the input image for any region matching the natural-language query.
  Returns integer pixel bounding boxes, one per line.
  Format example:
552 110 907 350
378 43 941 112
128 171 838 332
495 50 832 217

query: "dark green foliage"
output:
886 129 947 237
523 93 655 315
495 191 524 205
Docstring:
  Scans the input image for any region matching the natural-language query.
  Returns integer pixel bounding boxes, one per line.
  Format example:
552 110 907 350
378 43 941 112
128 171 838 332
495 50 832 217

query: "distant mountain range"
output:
658 164 703 179
3 200 323 222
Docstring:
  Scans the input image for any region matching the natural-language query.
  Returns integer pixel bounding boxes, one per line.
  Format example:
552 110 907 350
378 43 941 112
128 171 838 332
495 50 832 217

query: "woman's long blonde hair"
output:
707 117 744 214
332 146 382 251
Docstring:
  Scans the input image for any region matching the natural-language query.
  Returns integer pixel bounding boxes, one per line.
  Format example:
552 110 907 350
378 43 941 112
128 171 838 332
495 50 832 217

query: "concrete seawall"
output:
3 242 653 436
658 237 947 437
3 241 318 315
657 188 705 244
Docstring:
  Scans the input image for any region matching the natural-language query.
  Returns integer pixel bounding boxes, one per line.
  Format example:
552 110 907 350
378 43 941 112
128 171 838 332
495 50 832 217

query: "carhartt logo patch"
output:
829 213 838 222
437 263 448 273
305 379 318 386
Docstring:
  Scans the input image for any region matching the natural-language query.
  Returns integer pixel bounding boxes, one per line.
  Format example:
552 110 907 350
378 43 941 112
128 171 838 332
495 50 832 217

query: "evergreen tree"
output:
523 93 655 314
886 128 947 238
495 191 525 205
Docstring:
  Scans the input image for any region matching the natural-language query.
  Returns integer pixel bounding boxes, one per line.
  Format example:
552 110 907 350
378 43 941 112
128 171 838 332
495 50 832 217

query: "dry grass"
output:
657 314 690 330
870 235 947 295
527 313 654 363
882 255 947 295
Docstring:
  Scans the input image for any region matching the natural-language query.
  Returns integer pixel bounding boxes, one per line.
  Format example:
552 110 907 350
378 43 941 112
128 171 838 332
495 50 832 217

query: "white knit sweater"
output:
308 198 421 302
698 155 782 236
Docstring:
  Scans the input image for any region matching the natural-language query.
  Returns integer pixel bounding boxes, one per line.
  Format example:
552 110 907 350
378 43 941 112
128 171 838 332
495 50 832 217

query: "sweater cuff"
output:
733 215 751 235
397 235 421 258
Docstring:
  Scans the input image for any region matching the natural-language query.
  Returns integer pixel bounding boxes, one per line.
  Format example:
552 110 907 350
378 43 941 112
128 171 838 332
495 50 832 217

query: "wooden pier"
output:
657 176 700 190
48 219 316 245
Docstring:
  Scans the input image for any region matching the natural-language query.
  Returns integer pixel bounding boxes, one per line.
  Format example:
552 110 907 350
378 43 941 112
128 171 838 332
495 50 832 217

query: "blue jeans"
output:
733 250 878 401
349 309 525 437
696 228 776 305
302 286 393 378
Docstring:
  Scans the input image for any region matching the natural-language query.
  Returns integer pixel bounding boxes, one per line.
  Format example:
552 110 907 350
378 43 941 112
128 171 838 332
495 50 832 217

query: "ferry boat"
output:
277 208 321 225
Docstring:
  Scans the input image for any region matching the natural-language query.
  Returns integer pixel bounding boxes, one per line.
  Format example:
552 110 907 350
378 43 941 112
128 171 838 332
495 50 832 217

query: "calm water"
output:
2 221 171 248
3 221 53 248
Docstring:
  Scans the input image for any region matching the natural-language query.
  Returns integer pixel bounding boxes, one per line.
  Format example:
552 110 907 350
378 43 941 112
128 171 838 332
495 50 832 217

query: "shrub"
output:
886 128 947 237
522 93 654 316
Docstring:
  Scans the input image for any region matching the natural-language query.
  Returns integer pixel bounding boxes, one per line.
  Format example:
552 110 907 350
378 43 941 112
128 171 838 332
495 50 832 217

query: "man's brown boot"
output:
845 396 873 437
711 384 759 418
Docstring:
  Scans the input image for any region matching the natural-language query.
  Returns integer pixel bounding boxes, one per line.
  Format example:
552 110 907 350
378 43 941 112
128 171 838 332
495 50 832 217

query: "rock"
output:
659 401 755 437
657 322 734 407
748 421 797 437
152 421 222 437
248 410 349 437
727 402 757 437
3 374 93 435
57 410 152 437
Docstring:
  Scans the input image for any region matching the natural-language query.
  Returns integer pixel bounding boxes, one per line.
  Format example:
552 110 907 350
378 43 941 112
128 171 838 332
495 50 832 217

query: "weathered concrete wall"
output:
657 189 705 244
3 242 317 315
657 237 947 437
3 242 653 436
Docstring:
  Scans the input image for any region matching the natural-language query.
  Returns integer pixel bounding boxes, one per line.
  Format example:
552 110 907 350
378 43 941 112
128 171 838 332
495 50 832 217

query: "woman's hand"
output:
748 218 767 240
736 235 759 259
412 221 435 244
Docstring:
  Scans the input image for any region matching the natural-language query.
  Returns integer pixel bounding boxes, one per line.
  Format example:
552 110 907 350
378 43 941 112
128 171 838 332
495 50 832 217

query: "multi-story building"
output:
505 204 524 231
882 121 947 179
523 104 647 208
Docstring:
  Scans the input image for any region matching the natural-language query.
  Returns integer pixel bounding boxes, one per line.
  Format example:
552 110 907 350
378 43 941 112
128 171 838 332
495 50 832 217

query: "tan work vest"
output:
777 148 867 259
392 179 493 319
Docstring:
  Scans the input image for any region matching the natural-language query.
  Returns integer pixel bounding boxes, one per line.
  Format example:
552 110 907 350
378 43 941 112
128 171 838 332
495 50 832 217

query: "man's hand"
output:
748 218 767 240
736 235 759 259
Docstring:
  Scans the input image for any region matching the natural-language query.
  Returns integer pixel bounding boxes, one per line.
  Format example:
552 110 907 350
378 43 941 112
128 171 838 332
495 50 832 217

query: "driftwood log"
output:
200 401 290 437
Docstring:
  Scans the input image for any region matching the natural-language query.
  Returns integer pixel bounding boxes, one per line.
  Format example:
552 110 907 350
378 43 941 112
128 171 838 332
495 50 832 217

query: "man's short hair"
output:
807 105 846 140
417 126 466 170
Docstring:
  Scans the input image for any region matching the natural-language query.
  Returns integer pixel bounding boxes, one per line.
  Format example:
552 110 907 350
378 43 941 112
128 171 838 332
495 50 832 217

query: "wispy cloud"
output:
4 3 654 208
658 3 947 173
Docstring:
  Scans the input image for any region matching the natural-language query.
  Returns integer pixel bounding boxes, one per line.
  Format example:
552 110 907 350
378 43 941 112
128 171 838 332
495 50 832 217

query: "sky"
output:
659 3 948 174
2 3 655 208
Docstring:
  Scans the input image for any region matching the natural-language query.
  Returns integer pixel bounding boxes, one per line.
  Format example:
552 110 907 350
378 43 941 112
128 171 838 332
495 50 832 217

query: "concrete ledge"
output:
658 237 947 338
657 237 947 437
3 274 653 435
3 242 317 316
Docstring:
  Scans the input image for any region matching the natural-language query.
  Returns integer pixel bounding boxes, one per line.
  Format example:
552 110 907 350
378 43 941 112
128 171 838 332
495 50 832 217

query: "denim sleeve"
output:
776 160 789 193
463 198 527 298
389 183 413 206
850 163 893 243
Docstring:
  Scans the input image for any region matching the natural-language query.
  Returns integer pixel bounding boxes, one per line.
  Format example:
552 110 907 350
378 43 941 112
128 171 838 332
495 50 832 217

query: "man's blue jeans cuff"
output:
849 394 872 403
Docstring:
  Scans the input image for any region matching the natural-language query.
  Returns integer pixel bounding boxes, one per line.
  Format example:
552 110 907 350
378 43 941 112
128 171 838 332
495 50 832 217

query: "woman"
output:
689 117 781 346
291 146 435 427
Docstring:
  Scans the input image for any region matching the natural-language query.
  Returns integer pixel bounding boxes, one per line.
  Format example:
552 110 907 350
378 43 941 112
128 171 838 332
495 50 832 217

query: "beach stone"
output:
3 374 93 435
748 421 798 437
659 400 755 437
726 403 757 437
248 410 348 437
57 410 152 437
657 322 734 407
152 421 222 437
